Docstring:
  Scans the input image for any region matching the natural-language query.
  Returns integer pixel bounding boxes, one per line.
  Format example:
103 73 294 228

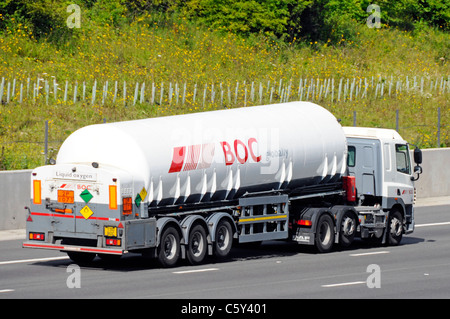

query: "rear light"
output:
122 197 132 215
33 180 42 205
109 185 118 210
106 238 121 246
29 232 45 241
298 219 312 227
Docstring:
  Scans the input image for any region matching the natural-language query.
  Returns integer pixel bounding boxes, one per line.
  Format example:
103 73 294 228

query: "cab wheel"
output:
315 214 334 253
339 211 357 247
387 210 403 246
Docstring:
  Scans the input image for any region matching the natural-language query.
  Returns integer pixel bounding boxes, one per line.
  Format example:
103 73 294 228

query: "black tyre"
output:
186 224 208 265
158 226 181 267
315 214 334 253
339 211 357 247
66 251 96 264
98 254 121 262
387 210 403 246
214 219 233 258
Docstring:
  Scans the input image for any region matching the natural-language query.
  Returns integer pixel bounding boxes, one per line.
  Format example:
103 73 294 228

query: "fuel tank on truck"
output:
56 101 347 207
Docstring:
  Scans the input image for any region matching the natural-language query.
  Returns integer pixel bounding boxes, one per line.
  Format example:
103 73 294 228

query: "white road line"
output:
322 281 366 288
0 256 69 266
0 289 14 293
349 251 390 257
416 222 450 228
173 268 219 274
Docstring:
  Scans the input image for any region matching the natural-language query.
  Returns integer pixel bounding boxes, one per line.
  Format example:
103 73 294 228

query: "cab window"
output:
395 144 411 174
347 146 356 167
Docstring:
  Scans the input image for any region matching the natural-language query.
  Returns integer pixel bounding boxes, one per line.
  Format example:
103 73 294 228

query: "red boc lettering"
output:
220 141 235 166
221 138 261 165
248 137 261 163
234 139 248 164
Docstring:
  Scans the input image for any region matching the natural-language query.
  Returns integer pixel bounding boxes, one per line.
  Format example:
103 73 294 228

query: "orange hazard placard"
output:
57 190 74 203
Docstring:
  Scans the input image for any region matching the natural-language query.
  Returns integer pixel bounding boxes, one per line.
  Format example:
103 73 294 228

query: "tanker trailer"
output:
23 101 419 266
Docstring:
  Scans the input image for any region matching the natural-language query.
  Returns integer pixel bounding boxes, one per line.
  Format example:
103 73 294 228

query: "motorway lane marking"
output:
349 251 390 257
173 268 219 274
321 281 366 288
416 221 450 228
0 289 14 293
0 221 446 270
0 256 69 266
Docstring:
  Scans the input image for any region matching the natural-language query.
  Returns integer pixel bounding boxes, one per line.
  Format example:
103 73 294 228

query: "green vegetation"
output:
0 0 448 170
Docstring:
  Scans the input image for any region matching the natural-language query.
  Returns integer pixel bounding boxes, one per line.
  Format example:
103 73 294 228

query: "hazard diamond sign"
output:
80 205 94 219
80 189 93 203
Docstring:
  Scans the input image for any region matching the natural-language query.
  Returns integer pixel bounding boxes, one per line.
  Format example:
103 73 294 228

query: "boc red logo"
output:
169 138 261 173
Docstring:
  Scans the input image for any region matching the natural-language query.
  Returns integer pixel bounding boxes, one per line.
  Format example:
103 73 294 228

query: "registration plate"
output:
57 190 74 203
104 226 117 237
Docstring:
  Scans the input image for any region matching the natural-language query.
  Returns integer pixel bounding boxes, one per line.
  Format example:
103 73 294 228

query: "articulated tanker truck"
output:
23 102 423 266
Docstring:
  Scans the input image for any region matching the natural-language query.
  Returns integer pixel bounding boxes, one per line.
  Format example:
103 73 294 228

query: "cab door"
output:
393 144 414 204
347 138 381 200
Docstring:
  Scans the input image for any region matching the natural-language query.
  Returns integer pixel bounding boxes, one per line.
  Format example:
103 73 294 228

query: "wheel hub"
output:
390 218 402 236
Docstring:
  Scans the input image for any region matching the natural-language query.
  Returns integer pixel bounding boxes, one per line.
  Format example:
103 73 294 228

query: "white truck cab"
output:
343 127 422 239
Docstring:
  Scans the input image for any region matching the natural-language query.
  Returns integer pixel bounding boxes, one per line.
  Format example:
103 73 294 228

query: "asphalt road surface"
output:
1 204 449 301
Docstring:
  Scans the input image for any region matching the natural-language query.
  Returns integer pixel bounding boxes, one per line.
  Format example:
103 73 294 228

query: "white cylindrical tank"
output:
57 102 347 207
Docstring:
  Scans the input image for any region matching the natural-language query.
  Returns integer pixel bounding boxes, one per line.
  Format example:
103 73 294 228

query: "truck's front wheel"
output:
387 210 403 246
158 226 181 267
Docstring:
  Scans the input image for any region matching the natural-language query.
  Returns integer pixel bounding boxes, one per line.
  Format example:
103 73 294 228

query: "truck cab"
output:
343 127 422 239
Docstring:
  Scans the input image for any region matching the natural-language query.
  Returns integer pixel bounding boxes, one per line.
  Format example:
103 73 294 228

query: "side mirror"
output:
411 165 423 181
413 147 422 164
411 147 423 181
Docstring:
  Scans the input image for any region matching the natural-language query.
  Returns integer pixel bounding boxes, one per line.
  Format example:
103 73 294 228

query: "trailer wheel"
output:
186 224 208 265
158 226 181 267
98 254 121 262
66 252 96 264
339 211 356 247
214 219 233 258
315 214 334 253
387 210 403 246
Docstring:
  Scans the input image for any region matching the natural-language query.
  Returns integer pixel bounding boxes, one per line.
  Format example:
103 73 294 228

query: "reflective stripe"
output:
23 242 123 255
30 212 119 222
239 214 287 223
